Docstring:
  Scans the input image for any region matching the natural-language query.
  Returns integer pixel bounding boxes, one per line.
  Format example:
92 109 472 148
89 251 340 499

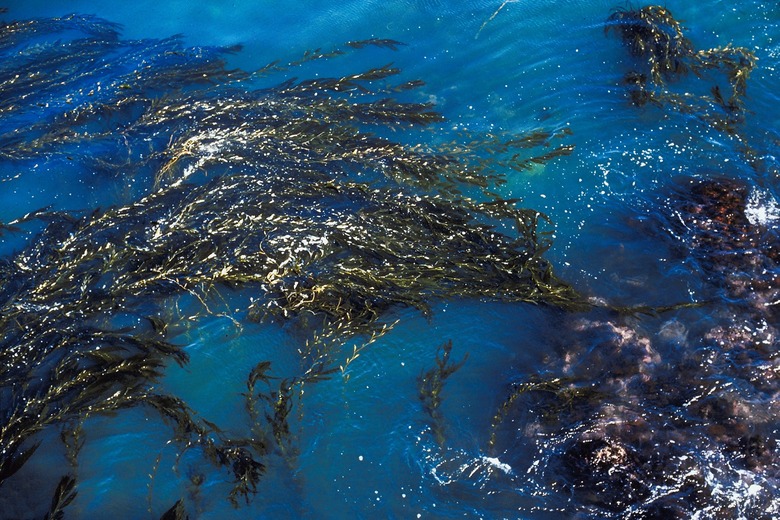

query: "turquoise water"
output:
1 1 779 519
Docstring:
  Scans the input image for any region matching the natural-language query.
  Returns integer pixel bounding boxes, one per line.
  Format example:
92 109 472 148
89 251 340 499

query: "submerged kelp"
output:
488 36 778 514
605 5 694 83
492 307 780 517
0 9 584 516
606 5 757 142
418 340 468 446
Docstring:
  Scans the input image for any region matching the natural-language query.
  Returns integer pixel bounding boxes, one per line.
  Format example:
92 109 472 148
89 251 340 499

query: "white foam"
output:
481 456 512 475
745 189 780 226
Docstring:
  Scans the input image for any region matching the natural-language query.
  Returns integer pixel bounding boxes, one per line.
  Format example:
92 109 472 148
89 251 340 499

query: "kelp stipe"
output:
475 1 515 39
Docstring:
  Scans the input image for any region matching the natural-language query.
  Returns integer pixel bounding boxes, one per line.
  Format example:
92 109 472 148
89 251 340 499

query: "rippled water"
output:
1 1 779 519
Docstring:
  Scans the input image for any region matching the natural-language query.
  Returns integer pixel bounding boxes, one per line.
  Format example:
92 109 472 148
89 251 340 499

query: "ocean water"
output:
1 1 779 519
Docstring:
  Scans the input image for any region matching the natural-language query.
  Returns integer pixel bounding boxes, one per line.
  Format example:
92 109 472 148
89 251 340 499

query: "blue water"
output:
1 1 779 519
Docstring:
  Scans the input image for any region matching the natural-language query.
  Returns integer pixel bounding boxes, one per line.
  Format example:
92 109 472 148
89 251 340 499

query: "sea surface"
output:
1 1 779 519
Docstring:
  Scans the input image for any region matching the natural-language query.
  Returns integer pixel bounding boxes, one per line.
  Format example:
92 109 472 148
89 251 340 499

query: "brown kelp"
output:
418 340 468 446
44 476 78 520
606 5 757 143
0 9 583 516
605 5 694 83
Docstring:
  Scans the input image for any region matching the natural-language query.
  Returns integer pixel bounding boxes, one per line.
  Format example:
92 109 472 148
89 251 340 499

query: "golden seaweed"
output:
0 9 588 514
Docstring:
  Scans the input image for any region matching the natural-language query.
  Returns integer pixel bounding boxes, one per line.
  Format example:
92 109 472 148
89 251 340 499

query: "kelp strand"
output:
418 340 468 446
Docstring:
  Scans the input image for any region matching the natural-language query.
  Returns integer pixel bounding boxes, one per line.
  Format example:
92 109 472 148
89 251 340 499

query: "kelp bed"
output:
0 9 583 517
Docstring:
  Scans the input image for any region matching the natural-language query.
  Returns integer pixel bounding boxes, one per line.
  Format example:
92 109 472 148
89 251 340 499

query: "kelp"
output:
488 376 602 449
159 499 188 520
248 41 404 81
43 475 78 520
606 5 693 84
346 38 405 51
0 8 585 516
606 5 757 147
418 340 468 446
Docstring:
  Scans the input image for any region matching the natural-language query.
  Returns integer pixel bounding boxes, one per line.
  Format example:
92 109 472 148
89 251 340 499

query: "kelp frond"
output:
606 4 758 161
606 5 693 84
488 376 602 450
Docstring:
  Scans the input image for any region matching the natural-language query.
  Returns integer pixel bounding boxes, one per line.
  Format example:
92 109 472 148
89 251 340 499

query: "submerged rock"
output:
491 174 780 517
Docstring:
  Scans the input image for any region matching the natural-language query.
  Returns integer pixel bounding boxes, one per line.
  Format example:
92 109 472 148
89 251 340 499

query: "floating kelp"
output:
606 5 693 83
0 9 584 516
606 5 757 144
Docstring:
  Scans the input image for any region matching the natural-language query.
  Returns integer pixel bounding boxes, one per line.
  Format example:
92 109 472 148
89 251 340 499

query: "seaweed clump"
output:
0 9 583 516
606 5 693 83
418 340 468 446
606 5 757 141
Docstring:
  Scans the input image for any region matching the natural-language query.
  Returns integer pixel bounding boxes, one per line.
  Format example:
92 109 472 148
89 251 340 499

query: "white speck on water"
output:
482 456 512 474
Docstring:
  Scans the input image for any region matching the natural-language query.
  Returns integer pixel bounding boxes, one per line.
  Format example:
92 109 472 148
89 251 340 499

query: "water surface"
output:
1 1 779 518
